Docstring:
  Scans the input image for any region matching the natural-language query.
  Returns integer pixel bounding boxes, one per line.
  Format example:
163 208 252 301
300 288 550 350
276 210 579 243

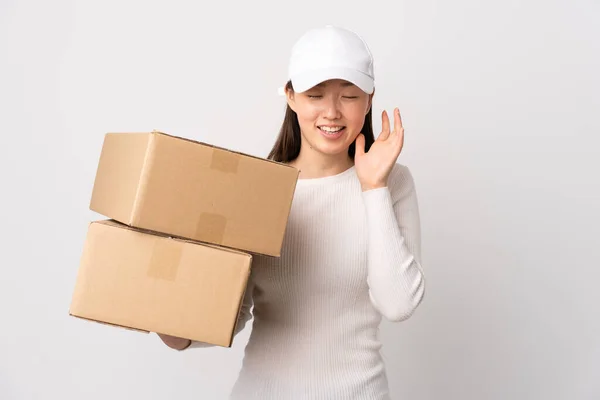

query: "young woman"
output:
159 25 425 399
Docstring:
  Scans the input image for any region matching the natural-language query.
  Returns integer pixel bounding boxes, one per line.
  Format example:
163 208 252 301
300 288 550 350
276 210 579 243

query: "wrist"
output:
361 182 387 192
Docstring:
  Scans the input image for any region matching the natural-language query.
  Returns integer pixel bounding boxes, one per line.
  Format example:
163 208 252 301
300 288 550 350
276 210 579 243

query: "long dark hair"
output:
267 81 375 162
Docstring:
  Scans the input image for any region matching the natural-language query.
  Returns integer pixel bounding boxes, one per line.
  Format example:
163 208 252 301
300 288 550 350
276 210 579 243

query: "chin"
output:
312 140 352 157
320 132 357 151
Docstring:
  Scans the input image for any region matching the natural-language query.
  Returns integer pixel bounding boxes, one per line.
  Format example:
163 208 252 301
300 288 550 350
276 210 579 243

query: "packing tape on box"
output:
196 212 227 245
147 239 183 281
199 148 235 244
210 148 240 173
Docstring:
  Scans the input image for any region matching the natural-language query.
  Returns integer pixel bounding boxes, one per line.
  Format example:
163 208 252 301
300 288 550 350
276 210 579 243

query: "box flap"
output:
148 130 298 170
95 220 253 258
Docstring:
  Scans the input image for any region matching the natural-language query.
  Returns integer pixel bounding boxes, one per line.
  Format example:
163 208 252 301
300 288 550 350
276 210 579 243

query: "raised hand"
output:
354 108 405 191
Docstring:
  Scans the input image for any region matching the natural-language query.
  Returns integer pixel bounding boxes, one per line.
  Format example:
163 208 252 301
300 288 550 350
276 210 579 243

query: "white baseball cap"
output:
279 25 375 95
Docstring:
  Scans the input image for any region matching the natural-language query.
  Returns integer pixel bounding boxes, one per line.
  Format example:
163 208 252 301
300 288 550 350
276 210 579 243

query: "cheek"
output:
345 104 369 131
296 105 321 127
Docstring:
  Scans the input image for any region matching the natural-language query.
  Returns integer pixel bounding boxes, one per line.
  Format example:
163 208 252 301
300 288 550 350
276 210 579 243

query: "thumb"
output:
355 133 366 157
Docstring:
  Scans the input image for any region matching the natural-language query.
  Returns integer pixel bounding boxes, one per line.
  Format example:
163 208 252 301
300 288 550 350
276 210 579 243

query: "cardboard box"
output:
69 220 252 347
90 131 298 257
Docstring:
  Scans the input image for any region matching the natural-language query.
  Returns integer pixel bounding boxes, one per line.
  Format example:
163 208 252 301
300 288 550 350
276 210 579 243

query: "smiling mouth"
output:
318 126 346 135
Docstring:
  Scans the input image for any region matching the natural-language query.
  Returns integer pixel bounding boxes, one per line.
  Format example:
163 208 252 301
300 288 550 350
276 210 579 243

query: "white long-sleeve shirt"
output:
190 163 425 400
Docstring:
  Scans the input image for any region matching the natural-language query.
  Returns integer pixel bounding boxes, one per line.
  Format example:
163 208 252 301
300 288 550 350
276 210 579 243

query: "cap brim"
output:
291 67 374 94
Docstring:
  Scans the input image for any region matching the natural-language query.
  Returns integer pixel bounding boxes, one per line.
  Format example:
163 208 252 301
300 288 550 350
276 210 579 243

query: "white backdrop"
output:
1 0 598 399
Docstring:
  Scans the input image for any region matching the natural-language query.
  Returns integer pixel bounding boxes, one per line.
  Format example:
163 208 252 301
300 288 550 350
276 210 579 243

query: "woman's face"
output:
286 79 372 159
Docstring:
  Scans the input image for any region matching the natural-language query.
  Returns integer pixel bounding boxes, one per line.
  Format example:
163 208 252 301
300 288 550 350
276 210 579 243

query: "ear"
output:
286 88 297 112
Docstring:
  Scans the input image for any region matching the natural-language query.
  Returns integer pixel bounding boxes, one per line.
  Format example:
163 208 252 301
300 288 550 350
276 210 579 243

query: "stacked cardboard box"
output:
70 131 298 347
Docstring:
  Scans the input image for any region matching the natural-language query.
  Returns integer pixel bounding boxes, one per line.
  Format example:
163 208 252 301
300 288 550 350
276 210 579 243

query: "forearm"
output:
362 186 425 321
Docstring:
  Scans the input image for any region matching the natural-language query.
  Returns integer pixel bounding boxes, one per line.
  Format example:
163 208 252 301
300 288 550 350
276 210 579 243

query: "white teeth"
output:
320 126 344 133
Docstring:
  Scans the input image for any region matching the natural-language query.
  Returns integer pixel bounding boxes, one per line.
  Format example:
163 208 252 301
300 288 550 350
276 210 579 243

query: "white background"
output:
1 0 598 399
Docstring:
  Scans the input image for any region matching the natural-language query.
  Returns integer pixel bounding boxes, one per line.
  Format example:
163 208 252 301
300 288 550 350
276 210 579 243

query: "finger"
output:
355 133 366 157
396 123 405 154
397 127 404 152
393 108 403 135
379 110 391 141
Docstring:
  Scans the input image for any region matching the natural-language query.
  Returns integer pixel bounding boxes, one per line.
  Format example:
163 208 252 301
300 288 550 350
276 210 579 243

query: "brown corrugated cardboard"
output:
89 131 298 257
69 220 252 347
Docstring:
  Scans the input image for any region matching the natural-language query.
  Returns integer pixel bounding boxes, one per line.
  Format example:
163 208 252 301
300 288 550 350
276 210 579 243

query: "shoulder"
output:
387 163 417 203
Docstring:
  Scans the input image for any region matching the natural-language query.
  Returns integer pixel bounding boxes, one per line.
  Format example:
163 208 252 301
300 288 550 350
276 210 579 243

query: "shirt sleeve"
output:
360 163 425 322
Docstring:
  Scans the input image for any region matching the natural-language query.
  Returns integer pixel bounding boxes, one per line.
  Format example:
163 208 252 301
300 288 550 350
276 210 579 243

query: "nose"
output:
322 96 342 120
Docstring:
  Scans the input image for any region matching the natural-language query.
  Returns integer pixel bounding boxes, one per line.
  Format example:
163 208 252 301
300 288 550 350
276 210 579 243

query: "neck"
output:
289 148 354 180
